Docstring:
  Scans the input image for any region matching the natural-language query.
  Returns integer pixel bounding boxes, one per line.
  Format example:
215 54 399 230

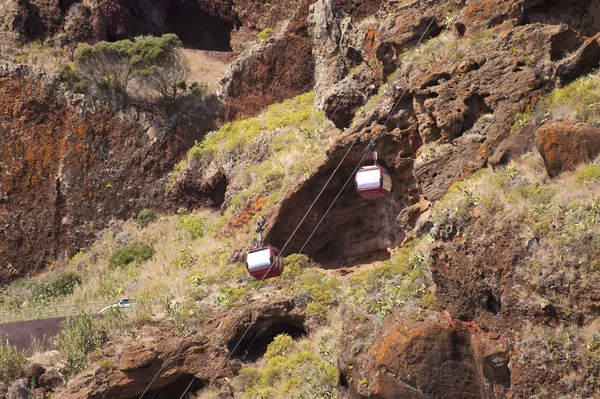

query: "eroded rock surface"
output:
0 65 220 281
58 299 305 399
536 121 600 177
338 312 511 399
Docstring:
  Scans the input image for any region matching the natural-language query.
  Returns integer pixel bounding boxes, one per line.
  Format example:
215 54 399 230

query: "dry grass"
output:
182 49 230 91
0 33 70 72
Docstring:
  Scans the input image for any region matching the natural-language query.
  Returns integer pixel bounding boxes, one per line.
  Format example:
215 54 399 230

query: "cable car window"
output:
247 248 272 271
356 168 382 189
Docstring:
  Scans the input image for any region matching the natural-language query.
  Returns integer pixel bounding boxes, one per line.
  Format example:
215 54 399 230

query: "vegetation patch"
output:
516 72 600 126
72 34 206 113
55 314 109 376
179 214 208 239
231 329 339 399
0 340 26 385
108 244 155 270
347 237 435 320
137 209 157 229
257 28 275 43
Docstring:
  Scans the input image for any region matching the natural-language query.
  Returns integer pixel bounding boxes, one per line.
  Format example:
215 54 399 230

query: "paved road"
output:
0 317 64 351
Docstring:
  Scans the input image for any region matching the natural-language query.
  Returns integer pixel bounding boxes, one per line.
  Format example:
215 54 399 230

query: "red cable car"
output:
246 218 285 280
246 245 284 280
355 140 392 199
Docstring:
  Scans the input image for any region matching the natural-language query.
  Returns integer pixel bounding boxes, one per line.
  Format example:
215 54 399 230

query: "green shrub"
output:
0 340 26 384
541 74 600 123
264 334 296 360
51 271 82 296
75 33 190 106
574 165 600 185
32 280 55 307
257 28 275 43
179 214 207 239
108 244 154 270
56 314 108 376
136 208 157 228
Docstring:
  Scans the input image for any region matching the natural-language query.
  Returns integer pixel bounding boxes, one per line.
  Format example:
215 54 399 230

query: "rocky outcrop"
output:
58 299 305 399
2 0 239 50
338 312 511 399
536 122 600 177
219 0 315 121
489 125 537 167
0 65 220 281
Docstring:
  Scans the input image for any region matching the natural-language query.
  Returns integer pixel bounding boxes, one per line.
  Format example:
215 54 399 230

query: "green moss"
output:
257 28 275 43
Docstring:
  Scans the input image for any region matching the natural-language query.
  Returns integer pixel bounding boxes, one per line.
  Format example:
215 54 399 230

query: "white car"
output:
100 298 134 314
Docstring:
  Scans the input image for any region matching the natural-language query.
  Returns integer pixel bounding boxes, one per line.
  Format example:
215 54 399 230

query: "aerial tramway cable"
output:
140 15 439 399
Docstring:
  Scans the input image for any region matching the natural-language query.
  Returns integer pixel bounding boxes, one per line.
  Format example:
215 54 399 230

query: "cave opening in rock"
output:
166 5 232 51
339 372 349 387
265 133 411 269
523 0 599 37
128 375 206 399
461 93 493 135
485 293 501 315
228 321 307 363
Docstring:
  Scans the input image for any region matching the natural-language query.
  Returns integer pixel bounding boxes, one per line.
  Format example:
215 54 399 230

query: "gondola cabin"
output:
246 245 284 280
355 165 392 199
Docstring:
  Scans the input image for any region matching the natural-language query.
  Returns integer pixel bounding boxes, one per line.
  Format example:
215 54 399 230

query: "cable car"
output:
355 140 392 199
246 218 285 280
247 245 284 280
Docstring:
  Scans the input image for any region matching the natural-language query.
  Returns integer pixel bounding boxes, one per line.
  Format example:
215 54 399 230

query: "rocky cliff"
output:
0 65 221 281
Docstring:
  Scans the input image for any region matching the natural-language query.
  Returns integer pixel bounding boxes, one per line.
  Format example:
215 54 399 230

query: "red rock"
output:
536 122 600 177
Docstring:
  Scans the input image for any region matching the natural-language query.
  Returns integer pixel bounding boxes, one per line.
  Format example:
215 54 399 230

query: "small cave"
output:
482 354 511 392
166 5 233 51
485 292 501 315
264 133 413 269
99 0 236 51
339 372 349 387
128 375 206 399
377 42 403 77
461 93 493 135
228 320 307 363
549 28 584 62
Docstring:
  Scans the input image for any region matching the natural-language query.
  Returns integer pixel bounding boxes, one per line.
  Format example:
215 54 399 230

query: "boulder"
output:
536 122 600 177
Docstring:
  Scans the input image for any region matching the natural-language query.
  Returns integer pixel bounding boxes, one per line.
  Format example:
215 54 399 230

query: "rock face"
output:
0 65 219 281
219 0 316 121
2 0 239 50
263 8 581 268
536 122 600 177
338 313 511 399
